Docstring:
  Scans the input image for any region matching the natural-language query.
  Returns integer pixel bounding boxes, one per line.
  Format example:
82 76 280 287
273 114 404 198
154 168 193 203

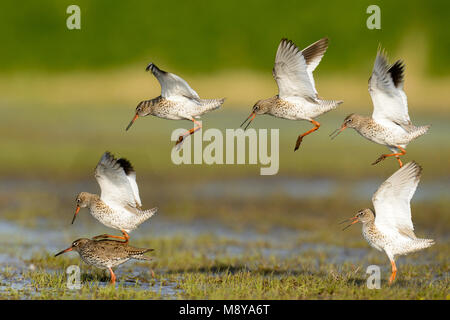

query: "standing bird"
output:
241 38 343 151
72 151 157 243
341 162 434 284
126 63 225 147
55 238 153 285
330 49 430 167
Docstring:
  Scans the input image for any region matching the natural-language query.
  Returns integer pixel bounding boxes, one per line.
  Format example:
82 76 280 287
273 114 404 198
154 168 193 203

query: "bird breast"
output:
269 98 311 120
362 223 385 252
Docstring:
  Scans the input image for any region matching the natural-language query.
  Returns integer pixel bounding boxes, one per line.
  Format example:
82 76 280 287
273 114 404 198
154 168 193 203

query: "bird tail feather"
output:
318 99 343 114
200 98 225 112
408 124 431 140
136 207 157 226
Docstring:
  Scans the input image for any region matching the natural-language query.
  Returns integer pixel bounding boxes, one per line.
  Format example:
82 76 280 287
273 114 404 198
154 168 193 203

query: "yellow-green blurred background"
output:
0 0 448 180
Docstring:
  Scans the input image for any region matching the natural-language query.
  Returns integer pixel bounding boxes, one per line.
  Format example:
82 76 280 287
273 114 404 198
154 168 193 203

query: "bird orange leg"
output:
389 260 397 285
294 120 320 151
175 118 202 146
372 146 406 167
108 267 116 285
92 230 130 243
395 156 403 168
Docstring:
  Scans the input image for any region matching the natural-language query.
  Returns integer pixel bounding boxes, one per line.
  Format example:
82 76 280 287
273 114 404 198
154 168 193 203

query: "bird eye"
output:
77 198 81 203
347 119 352 123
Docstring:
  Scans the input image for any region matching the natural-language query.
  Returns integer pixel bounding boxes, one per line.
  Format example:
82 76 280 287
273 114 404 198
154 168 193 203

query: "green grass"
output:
1 192 448 300
1 233 447 299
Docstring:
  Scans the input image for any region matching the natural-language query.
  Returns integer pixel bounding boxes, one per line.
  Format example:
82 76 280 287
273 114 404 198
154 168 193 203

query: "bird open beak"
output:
71 206 80 225
329 124 347 140
126 114 139 131
54 246 73 257
339 216 359 231
240 112 256 130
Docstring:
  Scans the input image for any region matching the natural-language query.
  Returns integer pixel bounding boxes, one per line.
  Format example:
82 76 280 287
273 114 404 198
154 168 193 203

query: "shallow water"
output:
0 214 443 298
0 174 447 298
1 176 448 202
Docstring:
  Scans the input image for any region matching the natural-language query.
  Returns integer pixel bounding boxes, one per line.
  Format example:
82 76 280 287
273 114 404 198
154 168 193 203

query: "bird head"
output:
72 192 93 224
340 208 375 230
330 113 360 139
54 238 90 257
240 100 270 130
126 100 152 131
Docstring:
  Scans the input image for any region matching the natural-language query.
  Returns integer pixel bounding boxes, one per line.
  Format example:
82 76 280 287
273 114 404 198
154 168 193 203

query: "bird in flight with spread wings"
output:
126 63 225 149
71 151 157 243
241 38 343 151
330 48 430 167
341 161 434 284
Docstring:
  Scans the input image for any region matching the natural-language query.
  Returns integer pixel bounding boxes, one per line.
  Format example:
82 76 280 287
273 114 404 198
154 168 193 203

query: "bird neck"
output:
258 96 278 113
362 219 376 235
355 115 373 130
148 96 164 113
85 193 100 207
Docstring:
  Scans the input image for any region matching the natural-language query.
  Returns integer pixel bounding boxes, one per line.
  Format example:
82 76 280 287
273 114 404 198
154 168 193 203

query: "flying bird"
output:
341 161 434 284
241 38 343 151
126 63 225 148
72 151 157 243
330 48 430 167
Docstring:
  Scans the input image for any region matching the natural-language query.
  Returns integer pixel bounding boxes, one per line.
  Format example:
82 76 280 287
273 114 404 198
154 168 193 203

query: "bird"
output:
330 48 430 168
126 63 225 148
240 38 343 151
71 151 157 243
341 161 434 284
54 238 153 285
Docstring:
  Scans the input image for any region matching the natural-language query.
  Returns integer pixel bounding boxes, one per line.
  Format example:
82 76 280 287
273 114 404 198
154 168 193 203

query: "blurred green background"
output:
0 0 449 75
0 0 448 179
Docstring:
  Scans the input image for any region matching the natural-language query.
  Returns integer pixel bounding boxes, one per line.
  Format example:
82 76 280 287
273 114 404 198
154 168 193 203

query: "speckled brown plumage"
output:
72 152 157 243
241 38 342 151
331 49 431 167
55 238 154 284
342 163 435 284
126 63 224 148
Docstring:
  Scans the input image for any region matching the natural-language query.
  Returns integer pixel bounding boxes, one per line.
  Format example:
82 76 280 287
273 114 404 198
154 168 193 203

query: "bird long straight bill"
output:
240 112 256 130
71 206 80 224
340 216 359 231
54 246 73 257
126 114 139 131
329 124 347 140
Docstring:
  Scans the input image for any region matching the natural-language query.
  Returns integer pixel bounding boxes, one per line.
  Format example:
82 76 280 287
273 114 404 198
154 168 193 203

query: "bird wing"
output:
273 38 328 100
302 37 329 78
146 63 200 102
372 161 422 238
369 49 411 126
94 152 142 209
